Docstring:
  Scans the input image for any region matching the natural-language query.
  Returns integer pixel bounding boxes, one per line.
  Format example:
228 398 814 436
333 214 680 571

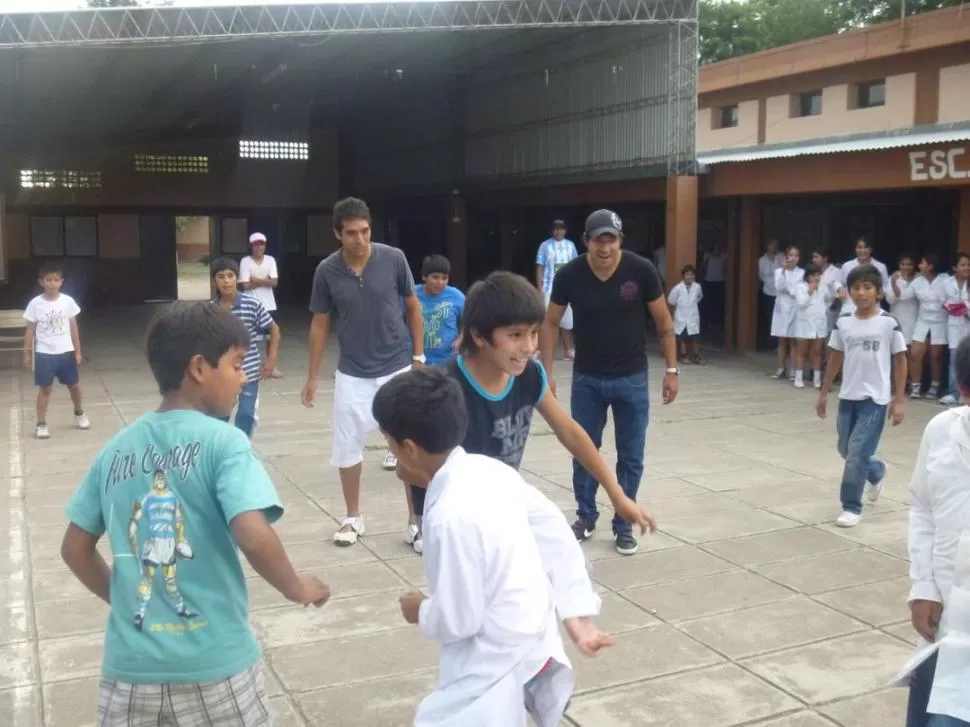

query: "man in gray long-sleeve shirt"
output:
301 197 426 547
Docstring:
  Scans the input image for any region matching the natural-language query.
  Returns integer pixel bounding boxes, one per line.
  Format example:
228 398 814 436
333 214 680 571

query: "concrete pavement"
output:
0 307 930 726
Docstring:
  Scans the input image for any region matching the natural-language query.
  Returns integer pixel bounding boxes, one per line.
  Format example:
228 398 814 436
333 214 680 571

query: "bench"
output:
0 310 27 369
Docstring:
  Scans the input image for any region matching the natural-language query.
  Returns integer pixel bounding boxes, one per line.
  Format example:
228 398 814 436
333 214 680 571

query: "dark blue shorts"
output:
34 352 79 388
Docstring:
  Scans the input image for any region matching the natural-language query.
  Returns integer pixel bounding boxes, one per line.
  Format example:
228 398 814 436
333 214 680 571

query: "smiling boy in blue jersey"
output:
400 271 655 555
416 254 465 365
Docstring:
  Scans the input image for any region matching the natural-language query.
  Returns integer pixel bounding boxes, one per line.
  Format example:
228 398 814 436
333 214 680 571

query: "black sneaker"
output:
571 518 595 542
614 532 639 556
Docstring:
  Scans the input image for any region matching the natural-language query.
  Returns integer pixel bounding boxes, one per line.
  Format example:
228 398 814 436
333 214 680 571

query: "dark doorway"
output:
139 215 178 302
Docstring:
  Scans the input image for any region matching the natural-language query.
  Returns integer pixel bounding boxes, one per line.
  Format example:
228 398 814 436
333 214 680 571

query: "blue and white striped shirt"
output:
214 293 274 383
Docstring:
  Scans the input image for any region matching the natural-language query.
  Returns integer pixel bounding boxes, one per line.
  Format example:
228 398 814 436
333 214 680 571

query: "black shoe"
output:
614 532 639 555
133 613 145 631
176 606 197 620
571 518 595 542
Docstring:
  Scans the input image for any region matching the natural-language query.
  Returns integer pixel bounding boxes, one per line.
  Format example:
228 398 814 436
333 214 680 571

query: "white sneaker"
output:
939 394 958 406
75 413 90 430
406 523 423 555
793 379 805 389
333 516 365 546
910 388 921 399
382 452 397 471
866 480 885 503
35 424 50 440
770 368 785 380
835 511 861 528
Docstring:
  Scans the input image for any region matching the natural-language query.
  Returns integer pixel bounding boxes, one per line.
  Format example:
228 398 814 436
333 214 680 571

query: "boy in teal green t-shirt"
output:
60 302 329 725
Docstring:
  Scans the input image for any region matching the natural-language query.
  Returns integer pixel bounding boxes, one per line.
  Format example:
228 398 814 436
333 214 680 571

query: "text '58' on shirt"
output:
828 311 907 406
550 251 664 378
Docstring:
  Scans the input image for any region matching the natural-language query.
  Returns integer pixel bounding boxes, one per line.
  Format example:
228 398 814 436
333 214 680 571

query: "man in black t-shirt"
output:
540 209 680 556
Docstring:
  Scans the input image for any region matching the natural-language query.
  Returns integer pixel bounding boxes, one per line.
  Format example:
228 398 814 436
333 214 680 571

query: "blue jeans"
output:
836 398 887 515
947 348 959 399
570 371 649 536
220 380 259 438
907 651 970 727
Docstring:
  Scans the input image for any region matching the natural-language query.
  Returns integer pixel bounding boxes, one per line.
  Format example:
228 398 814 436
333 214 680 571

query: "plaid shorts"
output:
97 661 276 727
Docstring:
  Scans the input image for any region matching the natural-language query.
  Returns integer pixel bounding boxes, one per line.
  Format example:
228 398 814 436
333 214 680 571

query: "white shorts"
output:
791 319 827 340
331 365 411 468
912 319 948 346
544 291 573 331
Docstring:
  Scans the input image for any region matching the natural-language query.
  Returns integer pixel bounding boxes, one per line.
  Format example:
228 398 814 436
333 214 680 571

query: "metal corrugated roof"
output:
696 124 970 166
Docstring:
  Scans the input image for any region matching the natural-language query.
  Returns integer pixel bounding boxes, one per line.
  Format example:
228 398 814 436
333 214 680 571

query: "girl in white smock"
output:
770 245 805 381
910 254 950 399
668 264 704 364
791 265 829 389
941 252 970 405
885 254 919 346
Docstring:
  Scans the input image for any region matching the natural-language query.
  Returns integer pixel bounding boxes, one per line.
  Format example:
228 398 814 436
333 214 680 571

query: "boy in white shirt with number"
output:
239 232 281 377
23 262 90 439
816 264 907 528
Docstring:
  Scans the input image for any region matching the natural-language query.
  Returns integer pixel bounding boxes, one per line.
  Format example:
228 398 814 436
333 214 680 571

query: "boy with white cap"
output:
240 232 281 378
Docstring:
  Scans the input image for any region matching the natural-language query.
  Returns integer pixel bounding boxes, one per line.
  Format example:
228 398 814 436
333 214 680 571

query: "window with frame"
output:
238 140 309 160
30 216 98 257
715 105 739 129
20 169 102 189
134 154 209 173
855 80 886 109
793 90 823 118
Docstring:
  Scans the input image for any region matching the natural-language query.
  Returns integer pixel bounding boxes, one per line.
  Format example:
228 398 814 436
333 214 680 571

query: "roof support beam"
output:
0 0 696 48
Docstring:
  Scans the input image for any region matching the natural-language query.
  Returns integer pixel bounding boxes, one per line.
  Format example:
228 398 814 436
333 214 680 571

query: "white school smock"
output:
901 408 970 723
884 276 919 344
838 258 890 315
667 281 703 336
943 276 970 350
912 274 952 325
771 266 804 337
792 282 828 339
416 448 593 727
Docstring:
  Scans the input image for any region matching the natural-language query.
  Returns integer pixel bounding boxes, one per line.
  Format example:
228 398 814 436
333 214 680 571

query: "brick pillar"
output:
724 200 739 352
447 195 468 289
958 187 970 255
737 196 762 354
664 176 698 289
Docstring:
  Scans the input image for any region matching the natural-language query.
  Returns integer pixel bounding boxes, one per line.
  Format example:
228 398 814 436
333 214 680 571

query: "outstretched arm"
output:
537 393 656 534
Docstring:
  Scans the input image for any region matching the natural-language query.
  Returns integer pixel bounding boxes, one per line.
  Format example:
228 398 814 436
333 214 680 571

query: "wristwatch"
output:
665 367 680 375
412 354 427 364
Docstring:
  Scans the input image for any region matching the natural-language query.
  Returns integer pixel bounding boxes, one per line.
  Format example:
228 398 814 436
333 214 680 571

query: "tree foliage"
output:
699 0 967 64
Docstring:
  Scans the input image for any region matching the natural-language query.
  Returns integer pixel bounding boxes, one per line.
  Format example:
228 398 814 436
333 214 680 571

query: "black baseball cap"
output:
552 219 567 229
585 209 623 239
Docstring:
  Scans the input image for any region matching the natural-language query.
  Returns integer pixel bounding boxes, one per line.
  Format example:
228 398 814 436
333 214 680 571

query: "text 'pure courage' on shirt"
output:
65 410 283 684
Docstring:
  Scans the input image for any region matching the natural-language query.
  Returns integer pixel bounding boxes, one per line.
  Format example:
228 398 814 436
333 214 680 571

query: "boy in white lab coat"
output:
668 264 703 364
373 367 613 727
902 335 970 727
